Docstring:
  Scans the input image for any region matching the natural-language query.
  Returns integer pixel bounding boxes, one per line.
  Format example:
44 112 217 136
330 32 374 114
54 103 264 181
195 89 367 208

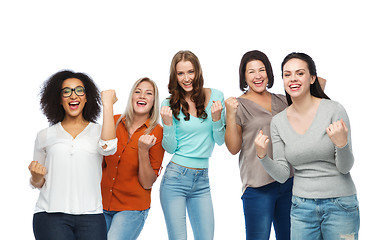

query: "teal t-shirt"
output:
161 88 225 168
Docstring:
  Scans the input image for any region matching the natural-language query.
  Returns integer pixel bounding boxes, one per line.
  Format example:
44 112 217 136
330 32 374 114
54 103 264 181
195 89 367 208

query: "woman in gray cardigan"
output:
255 52 359 240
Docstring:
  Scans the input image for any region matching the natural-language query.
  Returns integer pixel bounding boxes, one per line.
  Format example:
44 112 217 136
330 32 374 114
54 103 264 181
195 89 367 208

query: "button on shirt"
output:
101 116 165 211
33 122 117 214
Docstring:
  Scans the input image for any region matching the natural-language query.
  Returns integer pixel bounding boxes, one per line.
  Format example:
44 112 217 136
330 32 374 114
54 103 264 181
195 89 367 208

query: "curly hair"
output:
239 50 274 93
40 70 101 125
168 50 207 121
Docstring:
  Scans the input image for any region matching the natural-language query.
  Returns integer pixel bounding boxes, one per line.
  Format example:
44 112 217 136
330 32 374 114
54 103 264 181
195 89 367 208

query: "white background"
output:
1 0 374 239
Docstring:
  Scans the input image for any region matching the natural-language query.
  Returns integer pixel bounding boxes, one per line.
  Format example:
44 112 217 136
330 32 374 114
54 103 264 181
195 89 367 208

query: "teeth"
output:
137 101 146 105
183 82 191 86
69 102 79 105
254 81 263 84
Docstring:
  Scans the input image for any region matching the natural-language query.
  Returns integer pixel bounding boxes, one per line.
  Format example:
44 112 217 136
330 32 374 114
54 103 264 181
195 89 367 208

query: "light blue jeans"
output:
103 209 149 240
291 195 360 240
160 162 214 240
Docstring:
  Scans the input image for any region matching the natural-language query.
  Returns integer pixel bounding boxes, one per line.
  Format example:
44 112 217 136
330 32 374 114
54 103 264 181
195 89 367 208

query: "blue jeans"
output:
33 212 107 240
291 195 360 240
242 178 293 240
160 162 214 240
103 209 149 240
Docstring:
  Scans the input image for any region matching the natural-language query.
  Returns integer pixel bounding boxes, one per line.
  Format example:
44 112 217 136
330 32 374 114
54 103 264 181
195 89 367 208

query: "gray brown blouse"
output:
236 93 290 192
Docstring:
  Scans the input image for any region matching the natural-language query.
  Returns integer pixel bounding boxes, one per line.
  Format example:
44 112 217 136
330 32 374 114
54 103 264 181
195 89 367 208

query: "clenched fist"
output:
211 100 223 122
225 97 239 116
254 130 270 159
28 161 46 187
160 106 173 126
326 119 348 148
101 89 118 106
138 134 157 151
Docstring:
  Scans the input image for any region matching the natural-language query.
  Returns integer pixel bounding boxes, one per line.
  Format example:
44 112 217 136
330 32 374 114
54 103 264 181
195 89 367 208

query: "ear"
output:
310 75 317 85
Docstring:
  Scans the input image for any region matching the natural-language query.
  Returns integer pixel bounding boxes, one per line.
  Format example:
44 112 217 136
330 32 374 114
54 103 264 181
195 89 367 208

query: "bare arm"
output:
138 135 158 189
224 97 242 155
101 90 117 143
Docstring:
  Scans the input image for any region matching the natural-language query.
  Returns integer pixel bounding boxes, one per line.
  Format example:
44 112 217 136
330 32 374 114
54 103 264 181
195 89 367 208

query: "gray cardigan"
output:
260 99 356 198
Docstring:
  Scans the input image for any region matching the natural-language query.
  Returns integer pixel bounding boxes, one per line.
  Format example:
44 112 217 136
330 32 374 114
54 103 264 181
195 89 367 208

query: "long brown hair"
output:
281 52 330 105
168 50 207 121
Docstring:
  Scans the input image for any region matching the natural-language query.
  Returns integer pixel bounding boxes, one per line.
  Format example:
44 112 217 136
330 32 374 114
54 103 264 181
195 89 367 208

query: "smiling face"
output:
176 60 195 93
283 58 316 100
245 60 268 94
60 78 87 120
132 80 155 117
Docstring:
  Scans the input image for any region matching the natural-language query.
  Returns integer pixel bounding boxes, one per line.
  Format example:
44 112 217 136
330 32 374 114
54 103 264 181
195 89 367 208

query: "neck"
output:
131 113 149 128
290 94 317 114
62 115 88 126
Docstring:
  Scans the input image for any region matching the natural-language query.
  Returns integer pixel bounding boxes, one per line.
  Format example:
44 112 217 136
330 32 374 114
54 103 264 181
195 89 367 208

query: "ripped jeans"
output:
291 195 360 240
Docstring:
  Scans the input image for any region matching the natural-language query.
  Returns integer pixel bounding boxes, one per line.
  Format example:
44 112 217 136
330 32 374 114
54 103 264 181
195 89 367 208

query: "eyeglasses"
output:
61 86 85 98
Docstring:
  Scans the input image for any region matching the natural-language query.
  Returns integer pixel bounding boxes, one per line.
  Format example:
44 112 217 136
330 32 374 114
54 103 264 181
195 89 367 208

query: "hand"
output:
326 119 348 148
28 161 47 184
317 77 326 91
160 106 173 126
225 97 239 116
211 100 223 122
254 130 270 158
138 134 157 151
101 90 118 106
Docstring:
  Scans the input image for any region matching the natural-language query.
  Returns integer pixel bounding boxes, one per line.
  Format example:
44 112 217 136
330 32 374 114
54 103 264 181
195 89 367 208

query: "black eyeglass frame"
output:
60 86 86 98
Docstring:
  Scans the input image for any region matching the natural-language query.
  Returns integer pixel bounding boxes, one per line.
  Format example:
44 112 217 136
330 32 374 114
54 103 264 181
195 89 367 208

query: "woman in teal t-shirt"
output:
159 50 225 240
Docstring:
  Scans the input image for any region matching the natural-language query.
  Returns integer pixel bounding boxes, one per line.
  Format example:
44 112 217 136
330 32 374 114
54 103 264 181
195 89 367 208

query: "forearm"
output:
225 113 241 155
30 177 45 189
259 155 290 183
138 150 157 189
101 104 116 141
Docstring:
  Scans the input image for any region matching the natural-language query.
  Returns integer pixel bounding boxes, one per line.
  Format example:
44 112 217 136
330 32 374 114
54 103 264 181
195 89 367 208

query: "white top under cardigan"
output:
32 122 117 214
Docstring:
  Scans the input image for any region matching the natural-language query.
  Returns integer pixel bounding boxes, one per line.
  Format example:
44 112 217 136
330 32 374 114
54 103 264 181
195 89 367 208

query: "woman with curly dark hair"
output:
159 50 225 239
28 70 118 240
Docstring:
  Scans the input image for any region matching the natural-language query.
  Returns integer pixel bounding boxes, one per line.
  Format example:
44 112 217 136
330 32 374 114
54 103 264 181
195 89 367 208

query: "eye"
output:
188 70 194 75
177 72 183 76
134 90 141 94
62 88 71 94
76 87 85 94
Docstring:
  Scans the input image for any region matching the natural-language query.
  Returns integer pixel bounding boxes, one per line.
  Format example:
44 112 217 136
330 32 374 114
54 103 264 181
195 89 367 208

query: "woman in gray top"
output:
255 52 359 240
225 50 294 240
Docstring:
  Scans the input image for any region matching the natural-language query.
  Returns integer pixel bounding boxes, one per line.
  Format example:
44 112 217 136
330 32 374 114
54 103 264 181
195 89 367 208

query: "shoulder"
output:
114 114 122 122
161 98 171 107
152 124 164 137
271 108 287 125
272 93 288 106
209 88 224 100
36 123 58 138
320 99 346 112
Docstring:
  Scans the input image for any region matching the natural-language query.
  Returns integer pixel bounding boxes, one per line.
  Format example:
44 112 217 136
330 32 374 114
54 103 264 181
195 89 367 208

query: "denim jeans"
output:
103 209 149 240
241 177 293 240
160 162 214 240
33 212 107 240
291 195 360 240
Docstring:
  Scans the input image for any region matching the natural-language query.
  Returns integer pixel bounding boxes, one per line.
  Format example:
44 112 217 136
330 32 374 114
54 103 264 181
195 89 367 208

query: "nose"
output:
70 91 78 99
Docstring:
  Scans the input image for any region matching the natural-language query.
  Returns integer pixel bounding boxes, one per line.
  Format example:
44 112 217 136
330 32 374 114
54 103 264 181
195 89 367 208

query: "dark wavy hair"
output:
281 52 330 105
168 50 207 121
40 70 101 125
239 50 274 93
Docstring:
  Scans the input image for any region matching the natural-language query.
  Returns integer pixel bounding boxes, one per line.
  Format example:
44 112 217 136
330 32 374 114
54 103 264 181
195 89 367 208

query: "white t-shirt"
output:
32 122 117 214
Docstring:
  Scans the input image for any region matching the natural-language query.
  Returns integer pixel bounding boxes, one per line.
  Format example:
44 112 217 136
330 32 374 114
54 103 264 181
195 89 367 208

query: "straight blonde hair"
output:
116 77 160 135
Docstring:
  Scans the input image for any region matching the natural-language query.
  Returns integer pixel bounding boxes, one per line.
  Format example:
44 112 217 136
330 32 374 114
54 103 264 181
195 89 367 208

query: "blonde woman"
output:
101 78 165 240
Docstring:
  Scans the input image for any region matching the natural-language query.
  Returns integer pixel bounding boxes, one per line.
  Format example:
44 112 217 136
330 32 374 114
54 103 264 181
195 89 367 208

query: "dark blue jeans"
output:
33 212 107 240
241 177 293 240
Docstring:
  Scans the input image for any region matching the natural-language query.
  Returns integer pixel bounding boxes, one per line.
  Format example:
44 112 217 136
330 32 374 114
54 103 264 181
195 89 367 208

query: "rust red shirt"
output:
101 115 164 211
